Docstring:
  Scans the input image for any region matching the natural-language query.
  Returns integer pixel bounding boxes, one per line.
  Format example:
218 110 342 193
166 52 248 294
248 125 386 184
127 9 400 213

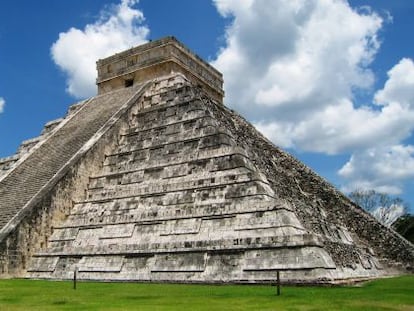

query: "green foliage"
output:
0 276 413 310
393 214 414 243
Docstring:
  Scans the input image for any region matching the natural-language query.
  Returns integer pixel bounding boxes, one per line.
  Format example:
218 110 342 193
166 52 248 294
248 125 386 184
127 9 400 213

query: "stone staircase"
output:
0 83 146 236
0 110 82 180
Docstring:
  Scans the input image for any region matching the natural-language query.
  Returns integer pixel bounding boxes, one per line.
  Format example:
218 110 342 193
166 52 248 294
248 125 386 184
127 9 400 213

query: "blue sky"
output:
0 0 413 213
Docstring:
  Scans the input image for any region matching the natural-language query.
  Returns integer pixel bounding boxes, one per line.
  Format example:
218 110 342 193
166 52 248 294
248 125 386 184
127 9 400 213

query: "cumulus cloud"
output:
337 59 414 193
256 95 414 154
213 0 382 119
339 145 414 194
51 0 149 98
375 58 414 108
212 0 386 150
0 97 5 113
212 0 414 195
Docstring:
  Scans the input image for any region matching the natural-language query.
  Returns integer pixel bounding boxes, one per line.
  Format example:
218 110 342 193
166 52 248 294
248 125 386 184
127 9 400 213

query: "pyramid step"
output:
53 202 296 230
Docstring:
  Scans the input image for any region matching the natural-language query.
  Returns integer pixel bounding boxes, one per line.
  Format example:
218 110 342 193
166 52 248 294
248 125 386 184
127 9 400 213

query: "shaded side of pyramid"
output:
203 89 414 279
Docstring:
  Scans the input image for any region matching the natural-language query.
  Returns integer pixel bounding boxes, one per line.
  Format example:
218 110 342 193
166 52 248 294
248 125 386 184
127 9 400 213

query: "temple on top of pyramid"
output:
96 36 224 103
0 37 412 284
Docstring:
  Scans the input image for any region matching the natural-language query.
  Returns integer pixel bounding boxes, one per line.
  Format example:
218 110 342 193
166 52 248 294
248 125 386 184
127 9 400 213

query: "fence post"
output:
276 270 281 296
73 267 78 290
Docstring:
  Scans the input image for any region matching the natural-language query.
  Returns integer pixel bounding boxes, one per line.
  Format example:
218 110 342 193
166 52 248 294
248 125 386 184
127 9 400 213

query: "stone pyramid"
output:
0 37 412 284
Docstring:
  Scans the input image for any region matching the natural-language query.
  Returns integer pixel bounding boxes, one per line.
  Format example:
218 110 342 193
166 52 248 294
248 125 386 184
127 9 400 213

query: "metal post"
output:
73 267 77 290
276 270 281 296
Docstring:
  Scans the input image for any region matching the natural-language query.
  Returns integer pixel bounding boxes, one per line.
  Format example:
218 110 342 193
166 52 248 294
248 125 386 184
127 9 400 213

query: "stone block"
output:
27 257 59 272
77 256 124 272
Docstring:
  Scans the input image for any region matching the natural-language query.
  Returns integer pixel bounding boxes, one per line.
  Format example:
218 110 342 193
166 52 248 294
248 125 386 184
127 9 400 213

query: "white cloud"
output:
212 0 393 153
326 59 414 193
213 0 382 122
256 96 414 154
0 97 5 113
51 0 149 98
375 58 414 108
212 0 414 196
339 145 414 194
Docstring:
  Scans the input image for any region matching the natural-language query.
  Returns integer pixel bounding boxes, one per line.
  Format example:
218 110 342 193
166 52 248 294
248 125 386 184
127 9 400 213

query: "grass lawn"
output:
0 276 413 310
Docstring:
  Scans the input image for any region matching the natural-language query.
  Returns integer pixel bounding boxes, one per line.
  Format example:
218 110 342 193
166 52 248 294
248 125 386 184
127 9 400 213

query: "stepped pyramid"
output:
0 37 412 284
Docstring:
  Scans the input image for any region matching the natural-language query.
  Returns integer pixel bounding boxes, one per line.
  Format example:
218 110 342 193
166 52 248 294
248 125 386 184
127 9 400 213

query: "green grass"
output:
0 276 413 310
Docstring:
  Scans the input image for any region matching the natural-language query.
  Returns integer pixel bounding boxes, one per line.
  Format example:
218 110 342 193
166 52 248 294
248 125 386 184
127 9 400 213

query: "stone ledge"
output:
34 234 324 257
53 202 295 230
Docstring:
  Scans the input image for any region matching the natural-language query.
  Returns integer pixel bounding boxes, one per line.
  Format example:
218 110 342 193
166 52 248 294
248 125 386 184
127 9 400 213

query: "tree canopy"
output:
349 189 408 227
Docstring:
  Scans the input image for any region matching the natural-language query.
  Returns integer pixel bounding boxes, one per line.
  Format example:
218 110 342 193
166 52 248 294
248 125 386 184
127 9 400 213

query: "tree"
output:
392 215 414 243
348 189 409 226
